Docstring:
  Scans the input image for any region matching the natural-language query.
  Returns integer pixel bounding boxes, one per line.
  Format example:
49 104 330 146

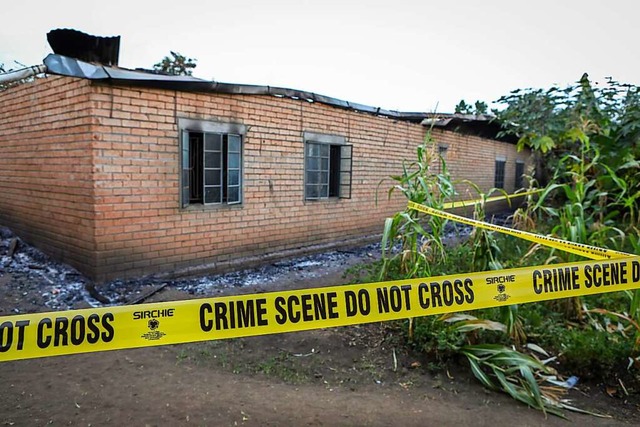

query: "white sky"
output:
1 0 638 113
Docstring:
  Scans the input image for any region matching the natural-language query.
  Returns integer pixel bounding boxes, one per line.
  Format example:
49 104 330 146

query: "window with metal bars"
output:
304 132 352 200
494 158 506 189
179 119 245 208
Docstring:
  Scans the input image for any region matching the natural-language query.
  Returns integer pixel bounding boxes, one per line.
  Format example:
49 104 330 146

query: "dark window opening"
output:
305 141 352 200
329 145 341 197
181 131 242 207
494 159 506 189
188 133 203 203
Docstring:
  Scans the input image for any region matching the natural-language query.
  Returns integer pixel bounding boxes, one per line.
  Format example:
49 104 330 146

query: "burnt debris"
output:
0 216 504 314
47 28 120 66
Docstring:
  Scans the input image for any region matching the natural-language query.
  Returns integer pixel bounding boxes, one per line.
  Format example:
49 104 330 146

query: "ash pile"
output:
0 214 495 315
0 227 382 314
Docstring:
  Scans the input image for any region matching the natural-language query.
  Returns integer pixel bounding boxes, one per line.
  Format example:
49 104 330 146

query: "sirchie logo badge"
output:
141 318 166 341
493 284 511 302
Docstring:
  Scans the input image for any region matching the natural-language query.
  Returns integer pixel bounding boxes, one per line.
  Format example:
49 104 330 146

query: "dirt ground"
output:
1 243 640 426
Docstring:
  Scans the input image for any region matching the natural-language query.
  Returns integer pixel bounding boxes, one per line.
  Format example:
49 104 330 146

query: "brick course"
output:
0 76 530 282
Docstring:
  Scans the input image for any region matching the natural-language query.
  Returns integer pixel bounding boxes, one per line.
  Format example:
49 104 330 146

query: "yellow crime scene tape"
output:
440 189 542 210
0 200 636 362
408 201 631 260
0 256 639 362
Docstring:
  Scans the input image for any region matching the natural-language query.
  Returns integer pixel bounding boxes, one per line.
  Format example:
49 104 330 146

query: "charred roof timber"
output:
47 29 120 66
421 115 516 143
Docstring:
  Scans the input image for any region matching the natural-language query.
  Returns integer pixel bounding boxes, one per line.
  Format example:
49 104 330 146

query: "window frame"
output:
494 157 506 189
178 118 246 209
303 132 352 201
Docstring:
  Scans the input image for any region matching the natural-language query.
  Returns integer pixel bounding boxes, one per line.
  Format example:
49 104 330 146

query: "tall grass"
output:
378 131 456 280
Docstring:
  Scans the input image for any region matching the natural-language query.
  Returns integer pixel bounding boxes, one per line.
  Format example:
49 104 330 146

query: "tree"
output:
495 74 640 164
153 51 197 76
494 74 640 219
454 99 472 114
454 99 488 115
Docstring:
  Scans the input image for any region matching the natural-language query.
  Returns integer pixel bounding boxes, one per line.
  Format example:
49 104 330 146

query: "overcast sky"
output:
1 0 637 113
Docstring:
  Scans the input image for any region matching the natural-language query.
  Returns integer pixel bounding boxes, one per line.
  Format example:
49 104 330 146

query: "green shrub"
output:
556 328 633 379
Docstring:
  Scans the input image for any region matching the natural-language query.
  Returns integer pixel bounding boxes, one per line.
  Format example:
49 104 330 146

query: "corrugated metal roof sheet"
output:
43 52 509 141
43 54 430 122
47 29 120 66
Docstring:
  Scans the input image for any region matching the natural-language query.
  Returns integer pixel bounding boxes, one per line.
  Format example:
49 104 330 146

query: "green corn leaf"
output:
381 217 395 256
450 319 507 333
467 357 496 390
519 365 545 411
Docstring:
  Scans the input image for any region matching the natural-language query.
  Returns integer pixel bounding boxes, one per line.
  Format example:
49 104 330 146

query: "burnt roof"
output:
422 114 517 143
44 54 428 122
47 29 120 66
42 53 511 141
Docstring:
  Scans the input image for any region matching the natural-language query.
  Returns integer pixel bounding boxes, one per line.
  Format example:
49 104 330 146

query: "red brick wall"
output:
0 76 96 269
89 84 429 280
431 128 532 202
0 76 531 282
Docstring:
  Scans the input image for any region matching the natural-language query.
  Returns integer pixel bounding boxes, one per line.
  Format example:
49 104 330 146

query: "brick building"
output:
0 54 530 282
